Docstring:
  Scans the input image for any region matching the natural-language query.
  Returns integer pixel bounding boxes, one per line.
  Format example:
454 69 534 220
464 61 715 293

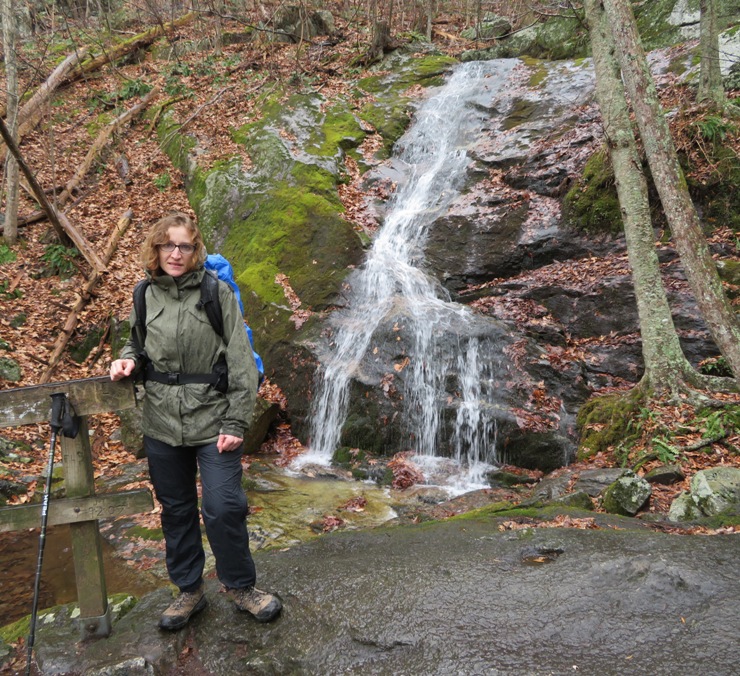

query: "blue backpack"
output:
132 254 264 386
204 254 265 380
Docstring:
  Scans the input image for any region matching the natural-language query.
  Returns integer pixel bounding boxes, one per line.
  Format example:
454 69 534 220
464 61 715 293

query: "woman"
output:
111 212 281 630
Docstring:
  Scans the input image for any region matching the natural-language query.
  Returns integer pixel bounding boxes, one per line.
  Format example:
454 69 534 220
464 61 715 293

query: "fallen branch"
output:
39 209 134 384
67 12 196 85
0 211 45 234
1 13 193 147
10 51 89 153
0 51 86 124
682 432 728 452
56 87 159 206
0 119 107 276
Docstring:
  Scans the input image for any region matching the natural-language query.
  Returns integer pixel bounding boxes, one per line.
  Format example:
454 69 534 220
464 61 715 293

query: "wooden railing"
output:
0 376 153 639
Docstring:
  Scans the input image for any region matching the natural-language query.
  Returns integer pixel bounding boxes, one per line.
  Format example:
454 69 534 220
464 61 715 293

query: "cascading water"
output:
305 60 518 490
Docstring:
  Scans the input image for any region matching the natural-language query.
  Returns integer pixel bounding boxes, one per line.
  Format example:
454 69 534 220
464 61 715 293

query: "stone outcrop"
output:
668 467 740 521
17 514 740 675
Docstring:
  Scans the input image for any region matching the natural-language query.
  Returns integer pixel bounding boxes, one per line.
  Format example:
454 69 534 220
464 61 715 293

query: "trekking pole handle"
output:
49 392 67 433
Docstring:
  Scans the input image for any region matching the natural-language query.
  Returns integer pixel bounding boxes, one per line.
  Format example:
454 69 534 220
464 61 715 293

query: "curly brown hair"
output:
141 212 206 276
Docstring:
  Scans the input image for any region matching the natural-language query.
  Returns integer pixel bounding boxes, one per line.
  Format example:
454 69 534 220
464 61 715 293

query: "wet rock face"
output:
183 52 721 473
32 518 740 676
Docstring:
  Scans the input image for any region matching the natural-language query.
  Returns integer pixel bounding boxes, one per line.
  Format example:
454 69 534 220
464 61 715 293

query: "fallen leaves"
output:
387 451 424 489
321 515 345 532
339 496 367 512
499 515 601 531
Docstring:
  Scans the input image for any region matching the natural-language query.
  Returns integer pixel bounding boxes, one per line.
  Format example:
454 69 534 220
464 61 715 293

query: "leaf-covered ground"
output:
1 8 739 536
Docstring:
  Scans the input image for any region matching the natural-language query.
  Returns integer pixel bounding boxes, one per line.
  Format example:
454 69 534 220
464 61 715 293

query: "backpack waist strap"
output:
145 362 221 386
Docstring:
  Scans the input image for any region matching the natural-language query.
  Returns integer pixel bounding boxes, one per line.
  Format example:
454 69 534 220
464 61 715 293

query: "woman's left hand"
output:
217 434 243 453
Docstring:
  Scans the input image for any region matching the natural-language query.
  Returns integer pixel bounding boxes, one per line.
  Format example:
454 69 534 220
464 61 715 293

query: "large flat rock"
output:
35 514 740 675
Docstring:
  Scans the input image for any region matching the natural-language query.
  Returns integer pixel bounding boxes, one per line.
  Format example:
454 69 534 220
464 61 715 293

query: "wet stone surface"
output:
30 511 740 675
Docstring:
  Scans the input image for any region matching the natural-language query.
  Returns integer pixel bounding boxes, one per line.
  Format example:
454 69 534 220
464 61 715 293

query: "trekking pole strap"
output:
49 392 80 438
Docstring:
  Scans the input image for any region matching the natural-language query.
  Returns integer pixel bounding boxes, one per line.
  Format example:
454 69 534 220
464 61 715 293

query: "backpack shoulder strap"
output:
132 279 150 354
198 270 224 338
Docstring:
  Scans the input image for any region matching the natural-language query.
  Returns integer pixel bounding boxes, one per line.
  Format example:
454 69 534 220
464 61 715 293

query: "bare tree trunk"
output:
698 0 725 107
584 0 698 393
2 0 20 244
602 0 740 383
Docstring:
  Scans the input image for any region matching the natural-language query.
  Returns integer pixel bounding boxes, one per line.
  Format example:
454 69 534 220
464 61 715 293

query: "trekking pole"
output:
26 392 70 676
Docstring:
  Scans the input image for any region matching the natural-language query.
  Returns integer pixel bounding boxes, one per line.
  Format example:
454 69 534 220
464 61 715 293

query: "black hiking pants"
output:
145 436 257 593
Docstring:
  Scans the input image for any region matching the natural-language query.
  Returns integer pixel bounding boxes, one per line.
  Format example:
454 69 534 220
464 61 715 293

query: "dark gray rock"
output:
555 490 595 510
644 464 685 486
30 515 740 675
574 468 625 496
528 472 571 501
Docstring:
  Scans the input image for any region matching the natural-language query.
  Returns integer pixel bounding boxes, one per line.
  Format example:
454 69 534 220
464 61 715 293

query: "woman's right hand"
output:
110 358 136 381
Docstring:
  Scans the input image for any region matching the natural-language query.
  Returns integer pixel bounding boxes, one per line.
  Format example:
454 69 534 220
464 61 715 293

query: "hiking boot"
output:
159 586 207 631
230 586 282 623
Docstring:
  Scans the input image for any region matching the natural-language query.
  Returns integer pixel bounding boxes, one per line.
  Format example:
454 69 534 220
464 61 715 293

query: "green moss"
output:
503 98 540 130
531 14 589 60
156 110 197 173
306 105 366 158
564 147 623 234
69 326 106 363
0 613 31 643
633 0 699 51
576 389 645 459
86 111 115 138
522 56 548 87
357 54 457 157
126 525 164 540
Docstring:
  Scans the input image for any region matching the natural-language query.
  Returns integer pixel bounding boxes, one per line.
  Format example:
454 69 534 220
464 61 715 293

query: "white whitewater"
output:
304 60 517 491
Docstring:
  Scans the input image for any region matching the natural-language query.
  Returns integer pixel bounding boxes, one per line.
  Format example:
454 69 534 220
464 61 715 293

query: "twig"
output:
682 432 728 452
39 209 133 384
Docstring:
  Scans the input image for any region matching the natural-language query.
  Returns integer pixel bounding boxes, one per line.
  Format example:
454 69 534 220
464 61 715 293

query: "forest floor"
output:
1 10 739 546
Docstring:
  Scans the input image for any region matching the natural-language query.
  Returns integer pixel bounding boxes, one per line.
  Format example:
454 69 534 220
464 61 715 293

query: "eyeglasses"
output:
159 242 196 255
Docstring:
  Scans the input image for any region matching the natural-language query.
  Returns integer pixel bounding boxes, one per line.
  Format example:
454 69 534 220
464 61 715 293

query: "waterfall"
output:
305 60 517 485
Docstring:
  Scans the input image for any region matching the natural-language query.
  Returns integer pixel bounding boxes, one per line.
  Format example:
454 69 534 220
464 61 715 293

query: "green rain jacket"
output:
119 267 258 447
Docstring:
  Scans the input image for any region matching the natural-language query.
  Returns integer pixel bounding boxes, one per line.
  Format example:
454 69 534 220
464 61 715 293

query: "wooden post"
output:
0 376 153 640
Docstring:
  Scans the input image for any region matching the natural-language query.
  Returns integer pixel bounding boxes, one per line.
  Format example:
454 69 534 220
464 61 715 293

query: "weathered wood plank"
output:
0 376 136 428
0 490 154 532
72 520 109 622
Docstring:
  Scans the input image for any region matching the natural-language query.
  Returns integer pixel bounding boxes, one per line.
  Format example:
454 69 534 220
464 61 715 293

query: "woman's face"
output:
158 225 196 278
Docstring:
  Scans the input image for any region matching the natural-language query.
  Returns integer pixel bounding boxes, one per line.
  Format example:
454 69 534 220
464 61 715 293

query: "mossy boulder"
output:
564 147 622 235
461 14 511 41
577 389 644 459
0 357 21 383
601 469 652 516
668 468 740 521
690 467 740 516
461 14 588 62
633 0 699 51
